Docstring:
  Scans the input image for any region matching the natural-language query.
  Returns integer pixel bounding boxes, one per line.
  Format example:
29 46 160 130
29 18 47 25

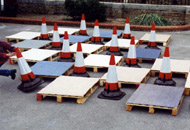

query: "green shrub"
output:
65 0 106 22
131 14 171 26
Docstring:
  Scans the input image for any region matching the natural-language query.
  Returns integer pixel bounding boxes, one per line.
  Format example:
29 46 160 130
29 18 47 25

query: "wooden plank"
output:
60 35 92 44
185 72 190 95
48 27 79 35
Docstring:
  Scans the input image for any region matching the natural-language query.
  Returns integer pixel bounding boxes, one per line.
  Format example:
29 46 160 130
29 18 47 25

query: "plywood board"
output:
31 61 74 77
10 48 59 62
38 76 99 97
5 31 40 42
60 35 92 44
127 84 184 108
100 66 150 84
84 54 122 68
48 27 79 35
104 39 139 49
151 58 190 74
12 40 51 50
70 43 103 55
100 30 122 38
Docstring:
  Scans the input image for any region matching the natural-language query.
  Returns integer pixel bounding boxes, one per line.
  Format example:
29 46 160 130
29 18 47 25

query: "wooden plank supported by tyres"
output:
60 35 92 44
100 66 150 87
48 27 79 36
36 76 100 104
151 58 190 78
126 84 184 116
5 31 41 43
139 33 171 46
31 61 74 78
125 48 161 63
84 54 123 72
99 30 122 41
70 43 104 57
104 39 139 50
9 48 60 64
12 40 51 51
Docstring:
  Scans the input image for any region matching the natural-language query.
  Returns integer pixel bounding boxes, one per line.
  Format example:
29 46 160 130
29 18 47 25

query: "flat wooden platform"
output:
60 35 92 44
125 48 161 63
70 43 103 57
84 54 123 72
48 27 79 35
100 66 150 88
185 73 190 95
12 40 51 51
100 30 122 40
31 61 74 78
5 31 40 42
126 84 184 116
139 33 171 46
10 49 60 64
104 39 139 50
37 76 100 104
151 58 190 78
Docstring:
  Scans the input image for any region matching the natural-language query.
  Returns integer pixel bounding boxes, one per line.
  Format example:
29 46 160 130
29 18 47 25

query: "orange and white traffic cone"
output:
51 23 61 49
59 31 74 62
15 48 43 92
98 54 125 100
106 26 123 56
40 17 49 40
90 19 104 45
125 36 141 68
154 47 176 86
123 17 131 39
70 42 89 77
146 23 160 49
79 14 88 36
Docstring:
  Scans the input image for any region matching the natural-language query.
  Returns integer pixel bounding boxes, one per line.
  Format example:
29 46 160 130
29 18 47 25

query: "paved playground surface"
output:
0 23 190 130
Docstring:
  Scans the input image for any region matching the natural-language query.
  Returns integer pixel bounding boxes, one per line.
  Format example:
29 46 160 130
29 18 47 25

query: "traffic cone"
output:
98 54 125 100
70 42 89 77
51 23 61 49
15 48 43 92
90 19 104 45
106 26 123 56
146 23 160 49
79 14 88 36
125 36 141 68
59 31 74 62
154 47 176 86
40 17 49 40
123 17 131 39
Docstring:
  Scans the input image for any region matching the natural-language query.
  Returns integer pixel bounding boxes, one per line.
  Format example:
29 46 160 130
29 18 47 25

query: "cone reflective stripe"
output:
40 17 49 39
79 14 87 35
110 26 119 51
74 42 86 73
159 47 172 79
52 23 61 47
91 19 101 42
61 31 71 58
123 17 131 39
15 48 35 81
148 23 156 47
126 36 137 65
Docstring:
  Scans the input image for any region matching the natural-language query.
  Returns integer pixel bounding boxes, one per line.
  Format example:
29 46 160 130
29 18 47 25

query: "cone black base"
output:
124 63 141 68
59 58 75 62
145 46 160 50
98 89 126 100
40 38 50 40
17 78 44 92
106 51 123 56
70 72 90 77
50 47 62 50
154 78 176 86
89 41 104 45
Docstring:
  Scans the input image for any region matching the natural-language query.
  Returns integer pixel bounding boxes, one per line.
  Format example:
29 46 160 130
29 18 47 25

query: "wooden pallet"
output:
139 33 171 46
126 84 184 116
36 76 99 104
151 70 188 78
100 67 150 88
85 54 123 72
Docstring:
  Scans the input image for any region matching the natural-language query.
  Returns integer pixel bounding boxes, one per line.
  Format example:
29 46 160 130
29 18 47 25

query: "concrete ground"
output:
0 23 190 130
